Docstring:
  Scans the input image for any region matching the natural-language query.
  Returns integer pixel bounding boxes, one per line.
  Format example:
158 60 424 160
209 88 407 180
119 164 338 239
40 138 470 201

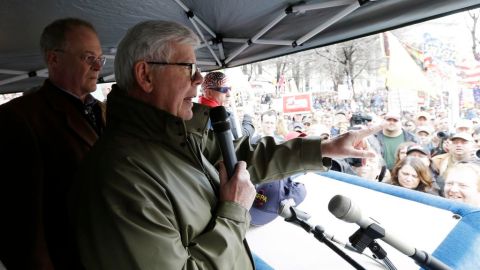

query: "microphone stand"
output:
348 223 397 270
284 207 367 270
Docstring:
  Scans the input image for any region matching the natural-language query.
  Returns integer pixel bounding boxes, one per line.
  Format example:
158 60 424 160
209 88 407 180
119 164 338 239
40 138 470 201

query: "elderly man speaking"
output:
70 20 381 270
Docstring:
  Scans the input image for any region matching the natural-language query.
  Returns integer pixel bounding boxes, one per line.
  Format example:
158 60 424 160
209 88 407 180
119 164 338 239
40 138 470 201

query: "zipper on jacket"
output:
186 136 219 197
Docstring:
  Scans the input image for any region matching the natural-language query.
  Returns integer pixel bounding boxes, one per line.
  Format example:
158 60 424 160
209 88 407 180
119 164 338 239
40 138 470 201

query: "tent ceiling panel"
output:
0 0 479 93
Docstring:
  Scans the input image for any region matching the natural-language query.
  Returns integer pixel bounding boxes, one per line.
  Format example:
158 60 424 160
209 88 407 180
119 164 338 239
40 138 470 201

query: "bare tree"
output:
467 10 480 61
314 36 379 99
241 64 255 81
283 51 320 92
275 58 288 95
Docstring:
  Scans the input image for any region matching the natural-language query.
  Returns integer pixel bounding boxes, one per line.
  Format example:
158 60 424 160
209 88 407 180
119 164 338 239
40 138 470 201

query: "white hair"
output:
114 20 199 91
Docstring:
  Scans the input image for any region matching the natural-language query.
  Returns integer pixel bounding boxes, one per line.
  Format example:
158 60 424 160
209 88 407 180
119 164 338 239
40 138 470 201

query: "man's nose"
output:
91 60 103 71
192 70 204 85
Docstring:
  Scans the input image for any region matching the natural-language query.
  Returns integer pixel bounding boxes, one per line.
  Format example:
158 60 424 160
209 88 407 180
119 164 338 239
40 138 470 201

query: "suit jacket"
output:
0 80 105 269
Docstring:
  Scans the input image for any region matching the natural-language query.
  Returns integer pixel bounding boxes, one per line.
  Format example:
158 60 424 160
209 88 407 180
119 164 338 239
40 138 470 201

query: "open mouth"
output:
448 196 463 201
183 96 196 105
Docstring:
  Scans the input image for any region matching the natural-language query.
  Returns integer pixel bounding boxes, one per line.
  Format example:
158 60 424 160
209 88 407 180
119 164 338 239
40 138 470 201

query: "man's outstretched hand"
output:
320 124 384 159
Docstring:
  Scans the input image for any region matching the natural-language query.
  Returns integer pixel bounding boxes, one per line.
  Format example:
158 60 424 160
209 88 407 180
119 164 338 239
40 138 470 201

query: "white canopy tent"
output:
1 0 479 93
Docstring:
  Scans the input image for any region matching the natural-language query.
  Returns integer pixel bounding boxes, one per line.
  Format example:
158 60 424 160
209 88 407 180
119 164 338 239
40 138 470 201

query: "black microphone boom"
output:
210 106 238 179
328 195 452 270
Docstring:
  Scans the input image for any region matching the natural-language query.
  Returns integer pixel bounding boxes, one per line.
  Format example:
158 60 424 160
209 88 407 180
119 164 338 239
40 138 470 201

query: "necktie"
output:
84 103 101 135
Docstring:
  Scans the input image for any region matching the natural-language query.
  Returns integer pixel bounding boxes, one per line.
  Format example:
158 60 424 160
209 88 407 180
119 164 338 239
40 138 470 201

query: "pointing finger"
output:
354 124 383 138
348 149 377 159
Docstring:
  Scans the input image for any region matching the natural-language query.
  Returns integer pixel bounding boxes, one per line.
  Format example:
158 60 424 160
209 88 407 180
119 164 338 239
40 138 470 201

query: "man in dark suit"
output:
0 18 105 269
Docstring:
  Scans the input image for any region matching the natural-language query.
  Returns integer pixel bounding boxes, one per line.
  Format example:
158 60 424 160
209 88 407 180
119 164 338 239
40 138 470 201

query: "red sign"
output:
282 93 312 114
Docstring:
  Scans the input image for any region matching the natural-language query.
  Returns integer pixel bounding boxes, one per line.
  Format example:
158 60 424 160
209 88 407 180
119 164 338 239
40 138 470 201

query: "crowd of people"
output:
235 97 480 208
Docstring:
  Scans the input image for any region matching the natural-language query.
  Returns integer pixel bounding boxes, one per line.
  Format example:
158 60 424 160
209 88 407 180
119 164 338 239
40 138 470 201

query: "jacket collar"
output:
106 85 210 146
42 79 100 146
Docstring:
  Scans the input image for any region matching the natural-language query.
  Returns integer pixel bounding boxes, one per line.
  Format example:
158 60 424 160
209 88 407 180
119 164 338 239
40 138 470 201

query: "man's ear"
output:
134 61 154 93
46 51 59 67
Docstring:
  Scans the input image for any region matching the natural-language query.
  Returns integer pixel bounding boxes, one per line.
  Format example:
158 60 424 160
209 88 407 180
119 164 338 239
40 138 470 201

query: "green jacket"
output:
70 86 329 270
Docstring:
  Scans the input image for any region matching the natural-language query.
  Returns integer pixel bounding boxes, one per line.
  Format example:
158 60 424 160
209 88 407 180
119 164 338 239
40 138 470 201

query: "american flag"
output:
457 60 480 87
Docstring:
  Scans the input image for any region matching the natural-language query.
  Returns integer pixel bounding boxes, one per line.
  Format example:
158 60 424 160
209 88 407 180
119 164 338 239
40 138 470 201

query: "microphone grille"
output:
209 106 231 133
328 195 352 221
210 106 229 123
278 198 295 217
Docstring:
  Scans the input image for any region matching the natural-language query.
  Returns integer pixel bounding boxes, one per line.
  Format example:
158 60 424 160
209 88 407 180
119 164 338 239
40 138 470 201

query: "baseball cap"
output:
250 178 307 226
384 112 400 120
406 144 430 156
416 112 430 120
415 126 432 135
450 132 474 142
455 119 473 129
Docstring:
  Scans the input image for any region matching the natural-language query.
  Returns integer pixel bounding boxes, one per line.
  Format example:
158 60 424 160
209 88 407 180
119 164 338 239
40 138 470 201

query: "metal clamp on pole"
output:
282 205 367 270
348 223 397 270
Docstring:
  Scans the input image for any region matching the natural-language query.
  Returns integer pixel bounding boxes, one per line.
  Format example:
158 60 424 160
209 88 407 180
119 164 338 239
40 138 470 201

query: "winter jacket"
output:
70 85 329 270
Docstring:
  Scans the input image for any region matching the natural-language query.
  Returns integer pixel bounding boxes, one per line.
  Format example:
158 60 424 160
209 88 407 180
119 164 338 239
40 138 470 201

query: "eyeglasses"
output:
146 61 199 80
82 54 107 67
211 86 231 93
54 49 107 67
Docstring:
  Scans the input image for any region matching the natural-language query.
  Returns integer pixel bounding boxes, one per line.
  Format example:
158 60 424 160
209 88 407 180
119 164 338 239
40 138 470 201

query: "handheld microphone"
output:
210 106 238 179
328 195 452 270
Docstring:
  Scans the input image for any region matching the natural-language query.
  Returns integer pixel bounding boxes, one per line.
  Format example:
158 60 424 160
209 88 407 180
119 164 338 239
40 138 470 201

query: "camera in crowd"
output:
330 158 358 175
436 131 451 139
431 131 451 156
345 157 363 167
350 113 372 127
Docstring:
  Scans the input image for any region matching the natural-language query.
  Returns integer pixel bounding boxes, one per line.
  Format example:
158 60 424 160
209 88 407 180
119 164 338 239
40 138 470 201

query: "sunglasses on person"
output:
210 86 231 93
146 62 200 80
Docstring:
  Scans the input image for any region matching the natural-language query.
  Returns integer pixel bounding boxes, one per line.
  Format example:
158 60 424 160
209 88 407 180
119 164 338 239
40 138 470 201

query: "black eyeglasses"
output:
54 49 107 67
211 86 231 93
146 62 199 80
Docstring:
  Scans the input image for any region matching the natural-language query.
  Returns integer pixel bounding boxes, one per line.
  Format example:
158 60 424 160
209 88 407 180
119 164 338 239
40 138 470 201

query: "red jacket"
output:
198 96 220 108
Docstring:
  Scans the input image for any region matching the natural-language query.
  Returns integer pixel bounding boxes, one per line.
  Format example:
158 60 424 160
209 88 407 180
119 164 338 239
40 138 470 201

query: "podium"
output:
246 171 480 269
